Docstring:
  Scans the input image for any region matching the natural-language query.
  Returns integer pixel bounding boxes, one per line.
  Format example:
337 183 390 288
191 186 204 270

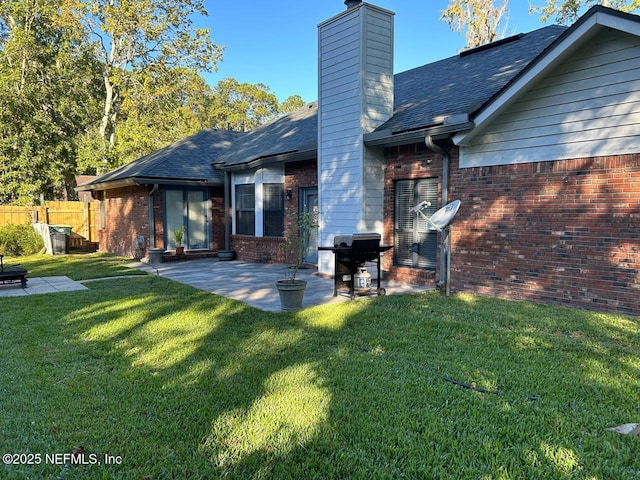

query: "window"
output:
235 184 255 235
394 178 439 269
263 183 284 237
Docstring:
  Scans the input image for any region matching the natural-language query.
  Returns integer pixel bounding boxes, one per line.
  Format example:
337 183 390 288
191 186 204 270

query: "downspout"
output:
224 171 231 251
425 136 449 289
148 184 159 248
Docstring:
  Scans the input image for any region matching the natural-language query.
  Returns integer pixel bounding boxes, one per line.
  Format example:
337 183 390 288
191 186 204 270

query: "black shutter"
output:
394 178 438 269
263 184 284 237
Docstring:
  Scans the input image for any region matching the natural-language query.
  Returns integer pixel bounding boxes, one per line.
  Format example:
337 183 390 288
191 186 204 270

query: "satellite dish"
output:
427 199 461 231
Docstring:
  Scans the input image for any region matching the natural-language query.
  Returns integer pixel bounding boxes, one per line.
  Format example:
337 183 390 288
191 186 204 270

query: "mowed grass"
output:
0 254 638 479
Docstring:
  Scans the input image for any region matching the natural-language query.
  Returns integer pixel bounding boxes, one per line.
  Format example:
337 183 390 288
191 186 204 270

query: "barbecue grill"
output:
319 233 392 299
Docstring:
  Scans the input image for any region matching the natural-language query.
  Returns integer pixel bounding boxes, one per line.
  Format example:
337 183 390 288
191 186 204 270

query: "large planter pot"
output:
147 248 165 265
276 279 307 311
217 249 235 261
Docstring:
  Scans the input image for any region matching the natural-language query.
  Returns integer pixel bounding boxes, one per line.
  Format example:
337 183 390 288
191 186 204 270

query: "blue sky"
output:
201 1 551 102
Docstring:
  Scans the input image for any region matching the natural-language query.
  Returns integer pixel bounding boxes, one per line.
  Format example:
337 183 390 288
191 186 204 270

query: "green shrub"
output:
0 223 44 256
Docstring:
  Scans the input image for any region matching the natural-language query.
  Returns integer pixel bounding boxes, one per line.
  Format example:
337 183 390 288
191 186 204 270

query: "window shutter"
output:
263 184 284 237
394 178 438 269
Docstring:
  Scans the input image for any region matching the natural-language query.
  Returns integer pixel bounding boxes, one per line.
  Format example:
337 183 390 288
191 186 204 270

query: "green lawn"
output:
1 254 638 479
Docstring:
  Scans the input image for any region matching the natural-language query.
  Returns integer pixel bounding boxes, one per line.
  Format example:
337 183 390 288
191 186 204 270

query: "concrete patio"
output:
0 258 431 311
0 276 88 297
128 258 432 312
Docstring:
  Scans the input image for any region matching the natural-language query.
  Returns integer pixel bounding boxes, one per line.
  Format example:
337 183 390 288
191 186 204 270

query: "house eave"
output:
75 176 222 192
454 6 640 146
220 144 317 172
364 121 475 148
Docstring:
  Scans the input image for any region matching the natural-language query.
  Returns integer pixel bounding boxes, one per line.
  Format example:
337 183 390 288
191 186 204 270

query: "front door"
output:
300 188 318 264
165 188 210 250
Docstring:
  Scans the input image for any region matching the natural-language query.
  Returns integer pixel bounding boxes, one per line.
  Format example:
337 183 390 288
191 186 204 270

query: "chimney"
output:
317 3 395 277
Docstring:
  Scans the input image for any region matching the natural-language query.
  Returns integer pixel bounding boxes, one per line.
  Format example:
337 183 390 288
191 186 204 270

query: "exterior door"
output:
300 188 318 264
165 188 210 250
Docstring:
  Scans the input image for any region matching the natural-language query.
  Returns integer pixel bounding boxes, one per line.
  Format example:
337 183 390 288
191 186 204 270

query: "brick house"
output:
78 2 639 315
78 129 245 257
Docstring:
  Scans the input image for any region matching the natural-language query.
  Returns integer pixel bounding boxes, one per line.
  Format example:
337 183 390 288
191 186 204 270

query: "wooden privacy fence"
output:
0 201 96 243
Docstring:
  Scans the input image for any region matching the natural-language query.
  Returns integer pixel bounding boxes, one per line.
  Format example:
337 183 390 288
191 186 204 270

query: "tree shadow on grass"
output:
1 278 638 479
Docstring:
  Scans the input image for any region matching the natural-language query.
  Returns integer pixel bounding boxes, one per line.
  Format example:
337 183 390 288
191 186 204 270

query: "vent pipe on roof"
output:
345 0 362 9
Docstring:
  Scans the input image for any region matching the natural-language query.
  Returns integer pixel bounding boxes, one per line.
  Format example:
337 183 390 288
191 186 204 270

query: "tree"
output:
60 0 223 172
441 0 510 48
531 0 640 24
205 78 281 132
279 94 306 114
0 0 101 204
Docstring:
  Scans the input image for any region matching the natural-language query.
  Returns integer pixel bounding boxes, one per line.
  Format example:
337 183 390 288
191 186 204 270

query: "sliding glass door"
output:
164 188 210 250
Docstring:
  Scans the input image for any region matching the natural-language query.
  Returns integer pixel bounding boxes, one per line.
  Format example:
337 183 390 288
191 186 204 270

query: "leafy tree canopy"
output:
0 0 102 204
441 0 510 48
0 0 307 202
531 0 640 24
59 0 224 172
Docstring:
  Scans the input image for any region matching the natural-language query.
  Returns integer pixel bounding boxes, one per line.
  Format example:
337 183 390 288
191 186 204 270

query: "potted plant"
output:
217 249 235 261
276 210 318 310
173 226 185 255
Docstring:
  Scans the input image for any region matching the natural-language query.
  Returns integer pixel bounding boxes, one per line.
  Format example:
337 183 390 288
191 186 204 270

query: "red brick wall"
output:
98 185 225 257
231 160 318 263
385 144 640 315
384 143 441 286
452 154 639 316
98 185 150 257
231 235 285 263
210 186 225 251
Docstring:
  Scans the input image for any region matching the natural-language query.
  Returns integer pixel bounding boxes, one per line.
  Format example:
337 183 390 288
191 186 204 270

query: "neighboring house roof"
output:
76 129 245 190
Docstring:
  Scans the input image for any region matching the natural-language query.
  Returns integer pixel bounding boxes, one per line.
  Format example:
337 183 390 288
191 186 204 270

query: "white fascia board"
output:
454 11 640 146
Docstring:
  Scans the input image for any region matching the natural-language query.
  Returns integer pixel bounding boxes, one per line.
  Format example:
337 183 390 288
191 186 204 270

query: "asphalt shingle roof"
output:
218 25 567 167
79 129 245 187
83 24 567 186
381 25 567 133
216 101 318 167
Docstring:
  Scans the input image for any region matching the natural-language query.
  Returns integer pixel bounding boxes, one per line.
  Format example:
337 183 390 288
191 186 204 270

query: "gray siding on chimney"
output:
317 3 394 275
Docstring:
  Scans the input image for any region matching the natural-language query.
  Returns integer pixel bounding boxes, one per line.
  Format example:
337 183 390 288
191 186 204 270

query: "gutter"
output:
148 184 159 248
425 135 450 290
75 177 223 192
364 119 474 148
219 145 317 172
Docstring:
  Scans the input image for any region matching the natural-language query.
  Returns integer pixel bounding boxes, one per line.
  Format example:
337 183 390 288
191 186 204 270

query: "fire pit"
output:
0 255 28 288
